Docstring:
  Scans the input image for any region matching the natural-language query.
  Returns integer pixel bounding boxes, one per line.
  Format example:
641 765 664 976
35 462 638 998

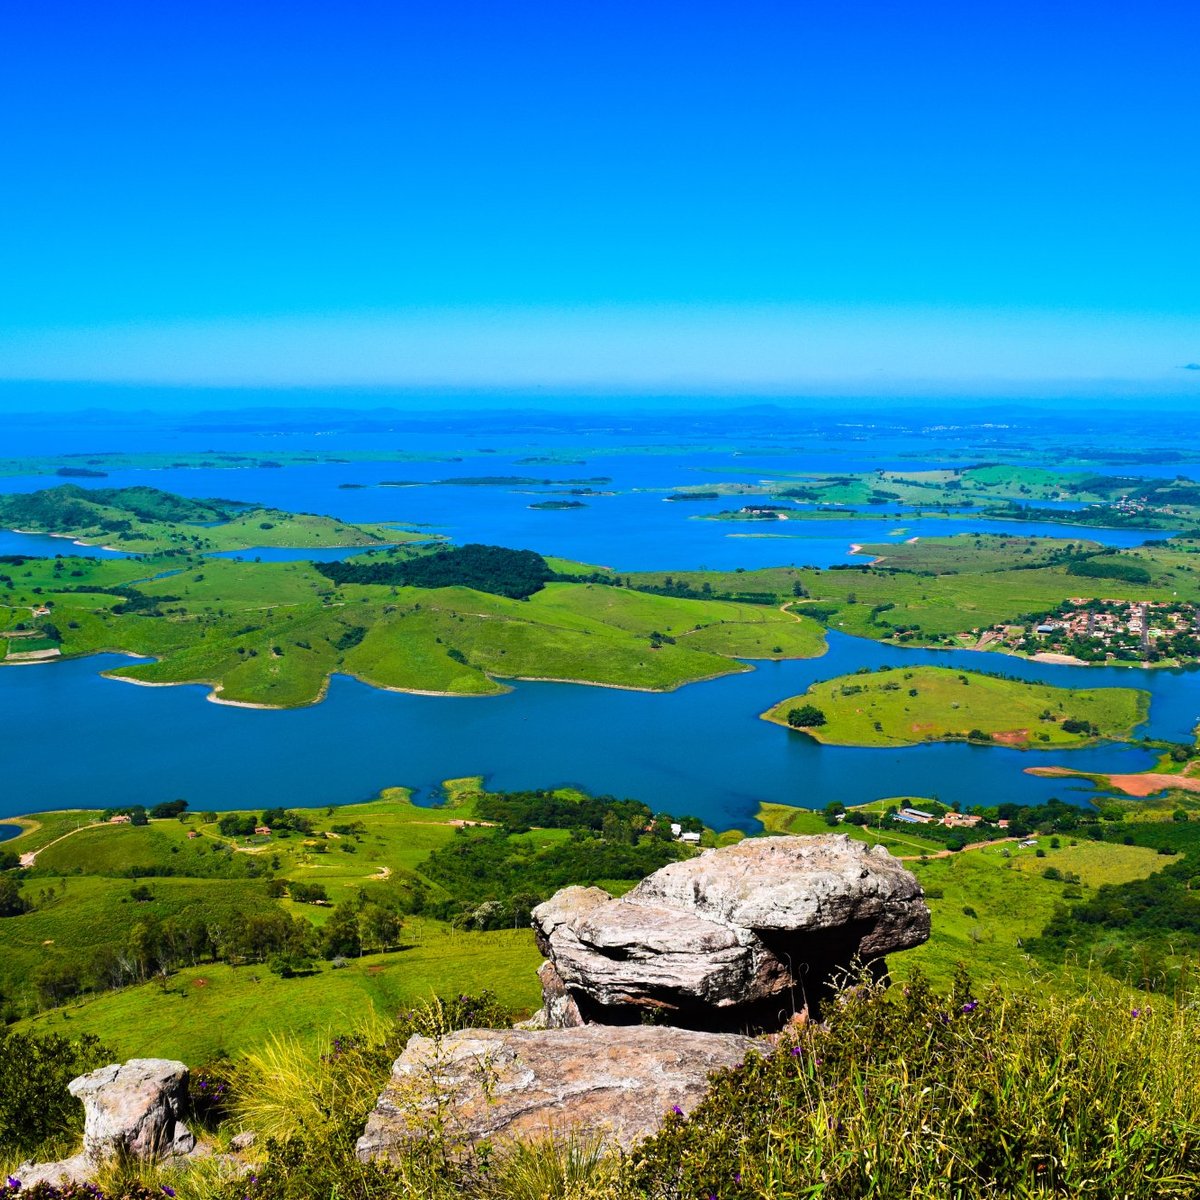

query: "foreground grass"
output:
19 972 1200 1200
762 665 1148 748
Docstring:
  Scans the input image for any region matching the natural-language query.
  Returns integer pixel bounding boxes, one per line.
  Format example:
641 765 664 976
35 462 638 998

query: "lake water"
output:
1 633 1195 830
2 414 1196 826
0 449 1171 573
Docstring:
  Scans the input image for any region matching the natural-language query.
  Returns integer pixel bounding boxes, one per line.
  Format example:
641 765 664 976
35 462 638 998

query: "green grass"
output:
902 839 1164 987
3 555 828 706
16 924 543 1061
761 665 1148 748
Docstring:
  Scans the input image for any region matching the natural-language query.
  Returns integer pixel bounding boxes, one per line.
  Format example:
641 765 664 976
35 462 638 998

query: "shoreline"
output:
1025 765 1200 796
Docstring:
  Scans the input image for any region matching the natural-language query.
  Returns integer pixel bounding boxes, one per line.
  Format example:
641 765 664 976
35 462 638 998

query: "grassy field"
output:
1 547 828 706
17 924 543 1061
755 798 1168 989
760 665 1149 748
0 484 414 555
902 839 1165 987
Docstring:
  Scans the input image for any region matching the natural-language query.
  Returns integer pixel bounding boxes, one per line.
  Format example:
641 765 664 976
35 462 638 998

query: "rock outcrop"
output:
17 1058 195 1186
532 834 929 1029
356 1024 759 1159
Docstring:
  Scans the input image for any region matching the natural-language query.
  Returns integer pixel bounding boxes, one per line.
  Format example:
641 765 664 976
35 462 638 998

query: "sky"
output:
1 0 1197 400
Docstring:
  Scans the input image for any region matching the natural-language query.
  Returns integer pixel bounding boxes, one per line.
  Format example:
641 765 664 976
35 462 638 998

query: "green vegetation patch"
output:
761 666 1148 748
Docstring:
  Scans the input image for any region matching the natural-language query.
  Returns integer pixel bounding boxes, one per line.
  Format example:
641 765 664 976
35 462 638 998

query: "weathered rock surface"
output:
68 1058 196 1160
17 1058 196 1188
532 835 929 1029
13 1154 94 1189
356 1024 760 1159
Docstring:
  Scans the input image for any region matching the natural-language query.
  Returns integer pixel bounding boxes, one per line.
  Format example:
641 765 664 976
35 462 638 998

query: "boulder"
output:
16 1058 196 1189
356 1024 760 1159
532 834 929 1029
69 1058 196 1160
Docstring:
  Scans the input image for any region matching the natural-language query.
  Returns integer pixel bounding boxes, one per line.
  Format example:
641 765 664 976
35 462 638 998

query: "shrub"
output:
0 1029 112 1161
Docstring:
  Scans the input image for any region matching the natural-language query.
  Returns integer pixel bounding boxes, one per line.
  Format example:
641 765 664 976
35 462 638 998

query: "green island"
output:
760 665 1148 748
0 484 419 555
678 462 1200 532
0 487 826 705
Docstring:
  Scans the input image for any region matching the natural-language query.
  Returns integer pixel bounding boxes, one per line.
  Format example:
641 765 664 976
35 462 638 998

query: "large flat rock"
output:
356 1025 761 1159
531 835 929 1028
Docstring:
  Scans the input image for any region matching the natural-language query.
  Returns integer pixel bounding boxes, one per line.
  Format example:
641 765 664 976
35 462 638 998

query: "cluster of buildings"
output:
893 807 1008 830
1029 600 1198 654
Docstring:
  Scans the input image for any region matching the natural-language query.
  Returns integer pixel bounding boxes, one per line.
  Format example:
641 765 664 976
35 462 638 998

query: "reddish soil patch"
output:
367 965 386 975
193 978 208 988
1027 766 1200 797
992 729 1029 746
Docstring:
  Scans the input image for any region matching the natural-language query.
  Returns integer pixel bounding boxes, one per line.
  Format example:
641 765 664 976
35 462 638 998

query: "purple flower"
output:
671 1104 684 1116
961 1000 978 1014
1131 1008 1141 1019
790 1045 803 1056
161 1187 177 1198
6 1178 21 1193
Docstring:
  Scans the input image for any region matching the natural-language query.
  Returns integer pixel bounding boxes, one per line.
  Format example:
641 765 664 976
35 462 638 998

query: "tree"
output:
787 704 827 729
322 902 363 959
0 876 30 917
360 903 403 952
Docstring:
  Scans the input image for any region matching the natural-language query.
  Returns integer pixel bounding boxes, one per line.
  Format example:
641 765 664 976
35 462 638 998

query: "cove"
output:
1 633 1194 830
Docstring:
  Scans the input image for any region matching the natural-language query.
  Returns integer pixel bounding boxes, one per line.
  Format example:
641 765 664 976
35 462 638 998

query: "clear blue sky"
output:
1 0 1197 396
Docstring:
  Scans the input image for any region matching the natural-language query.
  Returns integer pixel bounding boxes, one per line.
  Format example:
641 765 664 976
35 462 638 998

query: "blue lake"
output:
0 452 1170 573
2 633 1195 829
2 418 1196 826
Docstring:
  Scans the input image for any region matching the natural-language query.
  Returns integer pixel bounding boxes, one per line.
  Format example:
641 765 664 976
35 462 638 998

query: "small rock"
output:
356 1024 761 1159
13 1154 93 1189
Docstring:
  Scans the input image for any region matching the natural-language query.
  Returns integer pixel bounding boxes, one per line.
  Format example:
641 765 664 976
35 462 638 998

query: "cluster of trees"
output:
318 543 555 599
217 808 313 838
23 886 406 1007
473 788 702 837
419 790 701 926
1032 821 1200 990
786 704 827 728
28 900 322 1007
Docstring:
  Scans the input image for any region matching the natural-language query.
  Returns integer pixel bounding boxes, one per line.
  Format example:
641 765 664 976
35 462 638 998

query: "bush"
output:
625 969 1200 1199
786 704 827 729
0 1029 112 1160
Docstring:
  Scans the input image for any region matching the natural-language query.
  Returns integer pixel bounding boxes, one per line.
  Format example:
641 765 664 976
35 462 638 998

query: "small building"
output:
254 825 272 837
678 831 702 845
1036 624 1057 635
670 822 682 838
942 812 981 829
187 830 200 839
108 813 132 824
1018 837 1038 848
897 808 936 824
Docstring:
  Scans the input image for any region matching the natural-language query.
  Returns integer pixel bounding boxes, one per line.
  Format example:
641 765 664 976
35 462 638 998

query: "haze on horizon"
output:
1 1 1197 403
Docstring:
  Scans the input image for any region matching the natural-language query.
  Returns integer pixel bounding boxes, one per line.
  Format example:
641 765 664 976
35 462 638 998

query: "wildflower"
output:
5 1178 20 1192
961 1000 978 1014
161 1187 177 1198
671 1104 684 1116
790 1045 802 1056
1131 1008 1141 1018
